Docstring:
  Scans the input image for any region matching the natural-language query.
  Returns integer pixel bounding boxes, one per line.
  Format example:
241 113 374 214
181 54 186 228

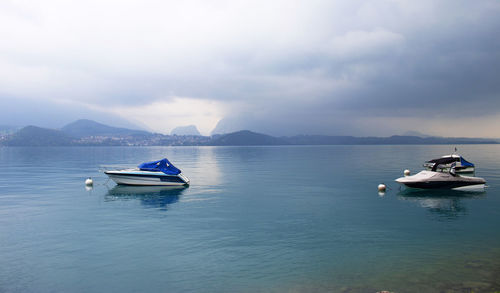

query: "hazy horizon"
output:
3 118 500 140
1 1 500 137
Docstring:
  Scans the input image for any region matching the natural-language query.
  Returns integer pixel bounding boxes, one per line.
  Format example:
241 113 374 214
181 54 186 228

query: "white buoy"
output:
378 183 386 192
404 169 411 176
85 177 93 186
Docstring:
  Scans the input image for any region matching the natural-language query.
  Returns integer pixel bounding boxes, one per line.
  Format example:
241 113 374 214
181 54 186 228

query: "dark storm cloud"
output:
334 17 500 117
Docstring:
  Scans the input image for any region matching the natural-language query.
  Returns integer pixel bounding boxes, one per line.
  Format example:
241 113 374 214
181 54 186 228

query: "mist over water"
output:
1 145 500 292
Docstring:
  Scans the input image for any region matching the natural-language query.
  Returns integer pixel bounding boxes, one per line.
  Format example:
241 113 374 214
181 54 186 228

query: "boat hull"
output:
105 170 190 186
400 181 485 190
395 171 485 190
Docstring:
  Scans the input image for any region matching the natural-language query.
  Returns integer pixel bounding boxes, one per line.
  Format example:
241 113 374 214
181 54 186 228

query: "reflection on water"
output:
397 188 485 220
105 185 187 210
188 147 222 186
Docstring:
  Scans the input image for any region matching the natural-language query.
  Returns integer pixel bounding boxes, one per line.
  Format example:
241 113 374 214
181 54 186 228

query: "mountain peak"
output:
61 119 150 138
171 125 201 136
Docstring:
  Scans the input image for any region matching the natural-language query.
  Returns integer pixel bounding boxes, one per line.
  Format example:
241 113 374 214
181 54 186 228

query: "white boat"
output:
104 158 190 186
423 154 475 173
396 164 485 190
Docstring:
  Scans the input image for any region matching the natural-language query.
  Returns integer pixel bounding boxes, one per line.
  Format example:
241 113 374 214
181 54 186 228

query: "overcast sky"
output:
1 0 499 137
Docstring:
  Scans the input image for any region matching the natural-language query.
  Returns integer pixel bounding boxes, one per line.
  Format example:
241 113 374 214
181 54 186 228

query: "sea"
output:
1 145 500 293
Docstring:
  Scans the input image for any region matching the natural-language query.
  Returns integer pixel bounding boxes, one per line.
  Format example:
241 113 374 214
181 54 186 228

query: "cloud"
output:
326 29 404 60
1 0 500 137
0 96 141 129
107 97 225 135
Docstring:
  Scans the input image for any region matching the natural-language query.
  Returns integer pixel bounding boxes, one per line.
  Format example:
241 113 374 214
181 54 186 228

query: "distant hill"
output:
61 119 151 138
402 130 432 138
209 130 289 146
2 126 74 146
171 125 201 136
286 135 360 145
286 135 498 145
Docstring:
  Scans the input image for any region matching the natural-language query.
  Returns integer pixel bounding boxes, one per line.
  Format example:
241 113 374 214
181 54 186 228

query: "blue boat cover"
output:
460 157 474 167
138 158 181 175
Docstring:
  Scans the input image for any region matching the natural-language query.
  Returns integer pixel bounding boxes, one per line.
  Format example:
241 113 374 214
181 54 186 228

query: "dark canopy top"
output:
426 156 474 167
138 158 181 175
427 157 460 165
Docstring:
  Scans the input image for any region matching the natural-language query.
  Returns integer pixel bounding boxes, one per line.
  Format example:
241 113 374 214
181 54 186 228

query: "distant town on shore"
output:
0 119 498 147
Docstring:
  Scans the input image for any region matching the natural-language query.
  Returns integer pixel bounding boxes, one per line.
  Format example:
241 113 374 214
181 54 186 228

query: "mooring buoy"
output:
378 183 386 192
85 177 93 186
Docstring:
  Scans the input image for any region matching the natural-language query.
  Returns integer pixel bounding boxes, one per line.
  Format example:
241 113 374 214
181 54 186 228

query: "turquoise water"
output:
1 145 500 293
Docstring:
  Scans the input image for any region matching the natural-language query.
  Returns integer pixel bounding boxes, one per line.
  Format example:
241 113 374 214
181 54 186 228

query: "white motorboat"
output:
104 158 190 186
423 154 475 173
396 164 485 190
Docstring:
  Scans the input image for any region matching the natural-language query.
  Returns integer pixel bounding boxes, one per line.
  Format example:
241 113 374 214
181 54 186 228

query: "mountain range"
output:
2 126 74 146
61 119 152 138
0 119 498 146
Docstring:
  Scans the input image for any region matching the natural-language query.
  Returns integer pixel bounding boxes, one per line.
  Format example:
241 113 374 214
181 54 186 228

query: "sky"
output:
1 0 500 137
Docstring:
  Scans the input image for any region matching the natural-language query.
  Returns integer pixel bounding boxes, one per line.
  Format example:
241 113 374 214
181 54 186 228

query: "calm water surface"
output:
1 145 500 293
